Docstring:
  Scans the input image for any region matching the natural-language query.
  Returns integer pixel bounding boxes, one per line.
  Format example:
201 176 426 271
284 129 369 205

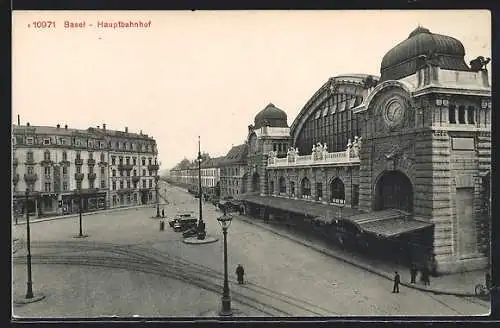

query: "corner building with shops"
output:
12 123 160 217
240 27 491 274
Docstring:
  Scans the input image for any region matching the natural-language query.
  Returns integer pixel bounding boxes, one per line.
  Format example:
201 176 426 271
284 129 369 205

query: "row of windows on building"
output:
24 177 156 193
268 177 359 206
272 142 289 153
112 192 153 206
110 155 157 166
111 179 154 190
19 151 157 168
297 107 360 155
446 105 483 125
16 135 156 152
220 167 241 176
21 164 155 178
313 94 363 120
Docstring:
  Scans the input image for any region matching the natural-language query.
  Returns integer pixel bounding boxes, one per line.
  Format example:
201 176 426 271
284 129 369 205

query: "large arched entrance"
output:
374 171 413 213
252 172 260 193
330 178 345 204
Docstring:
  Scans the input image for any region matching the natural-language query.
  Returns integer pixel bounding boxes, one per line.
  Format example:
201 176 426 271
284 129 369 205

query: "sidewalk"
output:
12 202 169 225
235 214 488 298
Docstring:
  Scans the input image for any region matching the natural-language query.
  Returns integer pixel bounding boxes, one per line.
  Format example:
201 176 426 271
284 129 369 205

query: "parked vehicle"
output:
169 212 195 228
173 217 198 232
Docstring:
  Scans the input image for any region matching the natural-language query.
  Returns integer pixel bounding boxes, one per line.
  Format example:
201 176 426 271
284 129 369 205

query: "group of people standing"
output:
392 264 431 293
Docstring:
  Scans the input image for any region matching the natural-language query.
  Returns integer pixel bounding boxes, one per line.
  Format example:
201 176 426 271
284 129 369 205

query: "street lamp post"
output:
217 207 233 316
78 187 83 237
155 175 160 218
197 136 206 238
25 188 34 299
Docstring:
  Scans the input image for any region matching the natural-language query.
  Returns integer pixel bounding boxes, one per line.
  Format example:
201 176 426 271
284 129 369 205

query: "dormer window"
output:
43 138 51 145
26 137 34 145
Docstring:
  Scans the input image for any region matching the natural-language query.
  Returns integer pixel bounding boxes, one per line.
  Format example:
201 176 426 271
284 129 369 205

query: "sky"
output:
12 10 491 170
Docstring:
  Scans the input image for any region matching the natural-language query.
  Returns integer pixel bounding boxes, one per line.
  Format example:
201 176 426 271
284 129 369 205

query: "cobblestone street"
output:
12 183 489 318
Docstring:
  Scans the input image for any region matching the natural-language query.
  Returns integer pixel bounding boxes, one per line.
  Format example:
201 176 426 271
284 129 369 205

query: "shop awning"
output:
342 209 434 238
240 195 433 238
239 194 361 219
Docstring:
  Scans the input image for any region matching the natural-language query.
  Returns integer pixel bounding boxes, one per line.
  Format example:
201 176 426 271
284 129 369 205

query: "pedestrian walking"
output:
410 263 417 284
392 271 400 293
421 267 430 286
236 264 245 284
161 209 165 218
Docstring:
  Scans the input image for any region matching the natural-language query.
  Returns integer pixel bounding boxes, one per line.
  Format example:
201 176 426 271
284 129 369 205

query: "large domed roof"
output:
254 103 288 129
380 26 469 81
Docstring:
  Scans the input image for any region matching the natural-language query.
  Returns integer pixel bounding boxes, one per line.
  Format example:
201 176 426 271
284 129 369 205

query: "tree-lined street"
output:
12 183 489 317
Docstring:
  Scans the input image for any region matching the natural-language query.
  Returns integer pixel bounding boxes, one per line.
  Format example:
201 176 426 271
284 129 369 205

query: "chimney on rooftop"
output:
140 130 142 135
27 122 30 127
103 124 106 131
57 124 60 129
65 124 68 130
17 115 20 125
97 125 100 129
125 127 128 133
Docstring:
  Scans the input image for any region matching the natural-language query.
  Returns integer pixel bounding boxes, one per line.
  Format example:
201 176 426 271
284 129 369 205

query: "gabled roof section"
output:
201 156 226 168
222 144 248 165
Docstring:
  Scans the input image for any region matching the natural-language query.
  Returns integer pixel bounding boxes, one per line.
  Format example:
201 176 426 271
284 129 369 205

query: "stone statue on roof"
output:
470 56 491 72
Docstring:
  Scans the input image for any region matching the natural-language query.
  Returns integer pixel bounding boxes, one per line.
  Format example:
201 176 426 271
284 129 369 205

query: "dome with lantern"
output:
254 103 288 129
380 26 470 81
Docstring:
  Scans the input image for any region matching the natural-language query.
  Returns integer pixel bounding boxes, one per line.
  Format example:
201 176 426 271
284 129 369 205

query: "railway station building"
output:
239 27 491 274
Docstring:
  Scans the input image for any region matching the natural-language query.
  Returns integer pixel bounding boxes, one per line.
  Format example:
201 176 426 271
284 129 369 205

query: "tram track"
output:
13 240 338 316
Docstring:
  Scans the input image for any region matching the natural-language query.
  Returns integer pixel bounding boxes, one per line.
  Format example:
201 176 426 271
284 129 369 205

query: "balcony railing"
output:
13 173 19 184
98 161 108 166
75 158 84 165
148 164 160 171
88 173 97 180
117 188 133 195
87 159 96 166
24 173 38 183
25 158 35 165
40 159 53 166
267 142 361 168
75 173 85 181
118 164 134 171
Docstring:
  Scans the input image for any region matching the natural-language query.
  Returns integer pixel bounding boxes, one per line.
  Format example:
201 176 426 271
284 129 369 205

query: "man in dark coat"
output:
393 271 400 293
410 264 418 284
161 209 165 218
236 264 245 284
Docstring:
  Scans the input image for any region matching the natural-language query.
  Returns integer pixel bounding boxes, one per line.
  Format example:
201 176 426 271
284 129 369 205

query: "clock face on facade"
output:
383 97 406 129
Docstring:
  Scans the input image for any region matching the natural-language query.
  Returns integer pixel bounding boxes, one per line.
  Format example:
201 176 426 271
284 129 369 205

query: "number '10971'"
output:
32 21 56 28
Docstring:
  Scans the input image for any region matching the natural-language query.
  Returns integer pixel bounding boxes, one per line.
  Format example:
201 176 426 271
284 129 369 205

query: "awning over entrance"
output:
239 194 361 218
240 194 433 238
343 209 433 238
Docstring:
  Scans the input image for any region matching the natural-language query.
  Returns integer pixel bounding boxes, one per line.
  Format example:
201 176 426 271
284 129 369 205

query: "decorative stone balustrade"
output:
268 149 359 168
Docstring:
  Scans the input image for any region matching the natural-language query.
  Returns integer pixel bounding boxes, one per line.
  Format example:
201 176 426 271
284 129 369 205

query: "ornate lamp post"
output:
74 184 87 238
25 188 33 299
217 207 233 316
79 187 83 237
197 136 206 238
155 174 160 218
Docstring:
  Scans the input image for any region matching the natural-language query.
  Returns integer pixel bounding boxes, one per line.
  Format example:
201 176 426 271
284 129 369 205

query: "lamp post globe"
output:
217 208 233 316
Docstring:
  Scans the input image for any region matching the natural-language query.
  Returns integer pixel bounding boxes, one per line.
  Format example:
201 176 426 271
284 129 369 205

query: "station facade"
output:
240 27 491 274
